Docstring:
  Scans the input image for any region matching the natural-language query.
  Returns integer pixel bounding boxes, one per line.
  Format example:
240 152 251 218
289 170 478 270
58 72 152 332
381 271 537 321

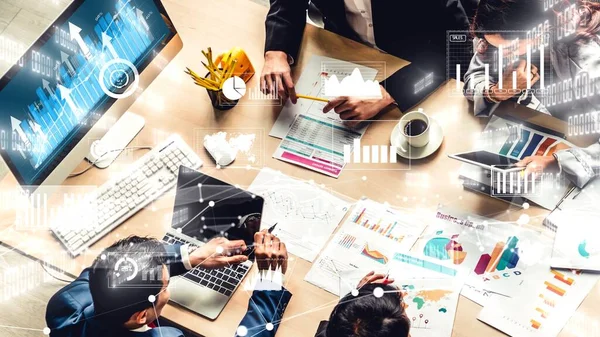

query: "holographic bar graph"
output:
344 138 397 164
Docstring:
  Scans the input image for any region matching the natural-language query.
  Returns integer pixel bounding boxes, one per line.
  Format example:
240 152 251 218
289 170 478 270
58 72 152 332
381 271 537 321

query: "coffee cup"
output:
398 109 430 148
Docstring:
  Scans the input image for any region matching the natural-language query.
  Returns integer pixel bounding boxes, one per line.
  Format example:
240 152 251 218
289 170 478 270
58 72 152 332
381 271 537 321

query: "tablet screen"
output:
455 151 519 167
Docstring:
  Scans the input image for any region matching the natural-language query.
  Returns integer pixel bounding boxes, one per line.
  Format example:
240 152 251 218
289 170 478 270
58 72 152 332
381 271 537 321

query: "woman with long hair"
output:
464 0 600 121
465 0 600 188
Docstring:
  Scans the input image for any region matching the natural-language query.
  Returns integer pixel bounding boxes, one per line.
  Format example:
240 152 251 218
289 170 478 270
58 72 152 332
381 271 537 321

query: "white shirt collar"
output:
130 325 151 332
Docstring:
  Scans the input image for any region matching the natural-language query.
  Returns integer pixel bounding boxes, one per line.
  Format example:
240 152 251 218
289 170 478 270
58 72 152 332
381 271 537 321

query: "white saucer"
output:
390 118 444 160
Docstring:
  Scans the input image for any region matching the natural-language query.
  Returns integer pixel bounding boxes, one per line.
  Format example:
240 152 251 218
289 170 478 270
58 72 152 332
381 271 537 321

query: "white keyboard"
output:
51 135 203 256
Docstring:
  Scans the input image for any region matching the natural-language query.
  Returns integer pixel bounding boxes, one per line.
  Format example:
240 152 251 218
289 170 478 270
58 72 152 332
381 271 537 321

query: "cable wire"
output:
38 261 73 283
68 145 153 178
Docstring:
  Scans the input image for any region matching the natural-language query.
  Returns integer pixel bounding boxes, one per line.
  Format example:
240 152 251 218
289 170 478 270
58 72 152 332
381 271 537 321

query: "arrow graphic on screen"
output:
135 8 150 32
60 51 76 75
102 32 118 59
10 116 28 159
42 79 54 94
68 22 92 60
58 85 80 116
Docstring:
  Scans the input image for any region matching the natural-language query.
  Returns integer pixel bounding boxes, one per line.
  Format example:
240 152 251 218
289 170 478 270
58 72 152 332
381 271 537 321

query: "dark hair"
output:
326 284 410 337
89 236 169 326
472 0 545 38
576 1 600 42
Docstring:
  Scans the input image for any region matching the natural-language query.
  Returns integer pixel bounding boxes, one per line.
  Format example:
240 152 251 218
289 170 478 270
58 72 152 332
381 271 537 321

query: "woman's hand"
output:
489 60 539 101
516 155 558 175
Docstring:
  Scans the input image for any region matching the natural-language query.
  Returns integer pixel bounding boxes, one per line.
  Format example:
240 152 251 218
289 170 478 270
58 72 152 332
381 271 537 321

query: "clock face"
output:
222 76 247 101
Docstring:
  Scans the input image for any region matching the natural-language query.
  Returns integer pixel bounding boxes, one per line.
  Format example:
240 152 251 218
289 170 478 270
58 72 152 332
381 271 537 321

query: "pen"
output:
268 222 278 234
297 94 329 103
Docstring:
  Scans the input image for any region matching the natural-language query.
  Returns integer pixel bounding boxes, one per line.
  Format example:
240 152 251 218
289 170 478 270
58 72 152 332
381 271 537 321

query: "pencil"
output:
297 94 329 103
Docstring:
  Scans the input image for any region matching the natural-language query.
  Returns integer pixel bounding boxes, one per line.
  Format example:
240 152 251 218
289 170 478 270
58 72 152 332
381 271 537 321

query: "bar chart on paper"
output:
350 200 415 243
305 199 427 295
478 268 600 336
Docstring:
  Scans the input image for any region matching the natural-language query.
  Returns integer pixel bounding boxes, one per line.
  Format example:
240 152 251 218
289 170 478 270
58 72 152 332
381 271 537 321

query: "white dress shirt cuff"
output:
180 244 193 270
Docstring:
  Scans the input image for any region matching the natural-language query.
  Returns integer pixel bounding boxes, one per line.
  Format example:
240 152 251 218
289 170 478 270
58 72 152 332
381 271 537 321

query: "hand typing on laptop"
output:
188 237 249 269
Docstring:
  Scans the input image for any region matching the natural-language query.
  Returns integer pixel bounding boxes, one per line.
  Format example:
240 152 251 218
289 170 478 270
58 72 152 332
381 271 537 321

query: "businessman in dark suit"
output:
261 0 470 127
46 233 291 337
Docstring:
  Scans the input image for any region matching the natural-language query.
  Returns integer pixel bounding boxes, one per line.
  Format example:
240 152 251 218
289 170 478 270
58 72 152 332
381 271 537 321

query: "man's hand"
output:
490 60 539 101
261 51 297 104
189 237 248 269
356 271 394 289
516 155 559 176
322 85 394 128
254 231 288 273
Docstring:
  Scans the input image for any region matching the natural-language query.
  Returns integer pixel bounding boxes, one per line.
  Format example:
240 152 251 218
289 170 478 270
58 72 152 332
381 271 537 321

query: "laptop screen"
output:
171 167 264 250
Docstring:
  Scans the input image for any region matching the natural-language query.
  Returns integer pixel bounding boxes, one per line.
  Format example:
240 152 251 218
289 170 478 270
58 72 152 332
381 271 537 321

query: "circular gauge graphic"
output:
222 76 247 100
99 58 140 99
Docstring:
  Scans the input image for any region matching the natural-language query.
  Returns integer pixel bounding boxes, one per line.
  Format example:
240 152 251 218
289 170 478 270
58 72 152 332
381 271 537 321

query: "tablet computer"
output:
449 150 524 172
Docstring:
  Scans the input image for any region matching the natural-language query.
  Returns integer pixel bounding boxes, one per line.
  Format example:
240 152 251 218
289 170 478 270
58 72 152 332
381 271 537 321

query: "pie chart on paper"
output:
222 76 246 100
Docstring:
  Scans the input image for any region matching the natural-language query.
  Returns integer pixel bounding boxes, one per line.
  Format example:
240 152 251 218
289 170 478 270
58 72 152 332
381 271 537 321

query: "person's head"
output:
472 0 545 55
576 1 600 41
326 284 410 337
89 236 171 330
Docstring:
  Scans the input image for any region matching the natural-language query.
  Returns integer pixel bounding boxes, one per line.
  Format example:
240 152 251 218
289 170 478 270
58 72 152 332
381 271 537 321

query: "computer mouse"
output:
204 133 237 167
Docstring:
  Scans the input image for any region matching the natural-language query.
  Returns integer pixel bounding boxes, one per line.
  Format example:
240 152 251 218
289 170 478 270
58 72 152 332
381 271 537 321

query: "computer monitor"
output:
0 0 182 195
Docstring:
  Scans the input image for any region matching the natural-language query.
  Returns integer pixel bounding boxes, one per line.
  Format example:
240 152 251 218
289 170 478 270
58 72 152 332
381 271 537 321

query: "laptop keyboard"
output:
163 232 250 297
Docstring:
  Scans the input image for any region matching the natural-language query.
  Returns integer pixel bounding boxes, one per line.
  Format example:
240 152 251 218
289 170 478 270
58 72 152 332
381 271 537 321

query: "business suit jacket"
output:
314 321 328 337
46 244 292 337
265 0 470 111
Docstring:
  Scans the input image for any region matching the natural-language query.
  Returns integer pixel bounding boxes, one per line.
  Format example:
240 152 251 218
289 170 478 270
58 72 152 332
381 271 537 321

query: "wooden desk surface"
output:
1 0 599 336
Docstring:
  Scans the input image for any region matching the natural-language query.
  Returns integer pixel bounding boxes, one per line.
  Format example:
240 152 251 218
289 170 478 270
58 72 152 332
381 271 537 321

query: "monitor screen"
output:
172 167 264 251
0 0 176 186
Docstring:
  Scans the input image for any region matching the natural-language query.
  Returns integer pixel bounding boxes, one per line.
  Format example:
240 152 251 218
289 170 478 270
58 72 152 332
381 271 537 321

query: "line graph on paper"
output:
248 168 350 261
263 190 339 225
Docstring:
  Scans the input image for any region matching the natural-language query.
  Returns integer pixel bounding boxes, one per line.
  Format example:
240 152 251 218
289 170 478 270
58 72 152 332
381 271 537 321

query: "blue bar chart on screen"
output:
0 0 174 186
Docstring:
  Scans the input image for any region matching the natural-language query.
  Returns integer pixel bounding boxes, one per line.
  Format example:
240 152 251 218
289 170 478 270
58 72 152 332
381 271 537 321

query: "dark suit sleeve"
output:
380 55 447 112
264 0 309 61
314 321 329 337
163 244 189 277
381 0 469 112
234 289 293 337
